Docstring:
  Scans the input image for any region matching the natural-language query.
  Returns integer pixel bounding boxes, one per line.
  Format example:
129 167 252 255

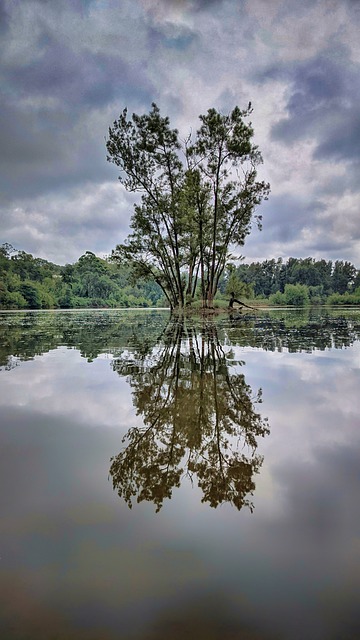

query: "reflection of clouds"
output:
274 438 360 540
0 347 136 431
0 405 209 638
244 345 360 631
246 432 360 638
237 343 360 511
1 334 360 638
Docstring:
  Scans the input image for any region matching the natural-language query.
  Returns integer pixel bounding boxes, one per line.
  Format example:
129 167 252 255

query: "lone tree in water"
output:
106 103 269 310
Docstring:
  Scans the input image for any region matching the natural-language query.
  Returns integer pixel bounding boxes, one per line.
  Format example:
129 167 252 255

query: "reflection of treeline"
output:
224 310 360 352
0 310 169 368
110 318 269 512
0 245 164 309
224 257 360 304
1 309 360 370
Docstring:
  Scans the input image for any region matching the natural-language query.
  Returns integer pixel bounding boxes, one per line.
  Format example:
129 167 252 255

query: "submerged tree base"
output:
170 301 256 317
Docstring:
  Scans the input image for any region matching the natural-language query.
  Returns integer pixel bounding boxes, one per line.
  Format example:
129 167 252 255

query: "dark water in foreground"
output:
0 308 359 639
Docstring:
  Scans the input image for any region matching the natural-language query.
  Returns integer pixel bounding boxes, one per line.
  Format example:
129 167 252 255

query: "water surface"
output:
1 308 359 639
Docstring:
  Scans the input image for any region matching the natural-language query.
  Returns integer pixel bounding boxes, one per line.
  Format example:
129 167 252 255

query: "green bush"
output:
269 284 310 306
328 290 360 305
19 281 42 308
3 291 28 309
269 291 285 306
283 284 310 306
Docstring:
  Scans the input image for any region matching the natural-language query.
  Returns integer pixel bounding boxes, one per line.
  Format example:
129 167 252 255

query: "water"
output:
0 308 359 639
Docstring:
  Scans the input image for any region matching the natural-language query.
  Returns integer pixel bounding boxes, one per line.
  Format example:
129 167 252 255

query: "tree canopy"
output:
106 103 270 310
0 245 163 309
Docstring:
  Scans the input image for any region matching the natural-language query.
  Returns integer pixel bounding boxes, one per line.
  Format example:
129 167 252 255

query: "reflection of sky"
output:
1 339 360 639
0 347 136 431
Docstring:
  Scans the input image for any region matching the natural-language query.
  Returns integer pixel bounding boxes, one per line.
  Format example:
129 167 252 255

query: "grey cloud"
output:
0 100 58 167
271 50 360 164
147 21 198 55
258 196 324 243
0 99 110 199
191 0 227 11
3 34 151 109
158 0 226 10
0 1 155 202
243 190 360 265
245 231 358 266
345 0 360 9
0 182 135 264
314 109 360 161
280 0 326 18
0 0 9 34
1 0 359 265
304 236 356 255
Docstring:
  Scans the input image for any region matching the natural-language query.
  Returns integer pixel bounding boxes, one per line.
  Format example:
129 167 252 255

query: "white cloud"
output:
1 0 360 266
0 346 137 432
1 182 135 264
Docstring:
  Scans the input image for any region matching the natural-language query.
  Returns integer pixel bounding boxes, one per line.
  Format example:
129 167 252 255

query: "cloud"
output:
271 48 360 165
0 1 156 204
1 0 360 265
0 98 109 200
0 181 136 264
315 109 360 162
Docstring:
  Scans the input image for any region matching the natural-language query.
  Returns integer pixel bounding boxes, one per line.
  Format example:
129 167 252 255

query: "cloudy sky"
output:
0 0 359 266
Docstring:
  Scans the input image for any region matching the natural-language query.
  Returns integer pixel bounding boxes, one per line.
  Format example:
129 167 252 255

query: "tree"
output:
186 106 269 308
352 270 360 292
332 260 357 294
225 265 254 304
19 281 42 308
106 103 269 310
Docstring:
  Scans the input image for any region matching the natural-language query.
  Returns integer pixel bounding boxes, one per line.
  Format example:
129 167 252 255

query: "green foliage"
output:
268 290 285 306
269 284 310 306
107 103 269 309
235 257 359 302
0 244 164 310
328 288 360 305
225 269 254 300
308 285 325 305
1 242 358 310
284 283 310 306
332 260 357 294
2 290 28 309
19 281 43 308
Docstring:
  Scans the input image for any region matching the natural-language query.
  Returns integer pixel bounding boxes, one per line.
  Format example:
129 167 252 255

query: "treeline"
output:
1 245 360 310
0 244 163 309
225 257 360 306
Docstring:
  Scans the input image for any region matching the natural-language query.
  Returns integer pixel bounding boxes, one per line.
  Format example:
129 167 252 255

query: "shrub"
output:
269 291 285 306
3 291 28 309
328 291 360 305
283 284 310 306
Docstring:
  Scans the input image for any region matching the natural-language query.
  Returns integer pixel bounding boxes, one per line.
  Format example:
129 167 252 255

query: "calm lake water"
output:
1 308 360 639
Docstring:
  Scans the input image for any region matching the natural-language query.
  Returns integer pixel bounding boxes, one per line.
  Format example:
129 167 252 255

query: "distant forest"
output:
0 245 164 309
0 243 359 309
225 257 360 306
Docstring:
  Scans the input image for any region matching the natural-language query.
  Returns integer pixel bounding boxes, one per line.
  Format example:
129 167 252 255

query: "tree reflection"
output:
110 318 269 512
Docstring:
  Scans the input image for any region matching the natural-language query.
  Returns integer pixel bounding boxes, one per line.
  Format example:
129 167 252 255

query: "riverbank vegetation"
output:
226 257 360 307
0 244 163 309
1 244 359 310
